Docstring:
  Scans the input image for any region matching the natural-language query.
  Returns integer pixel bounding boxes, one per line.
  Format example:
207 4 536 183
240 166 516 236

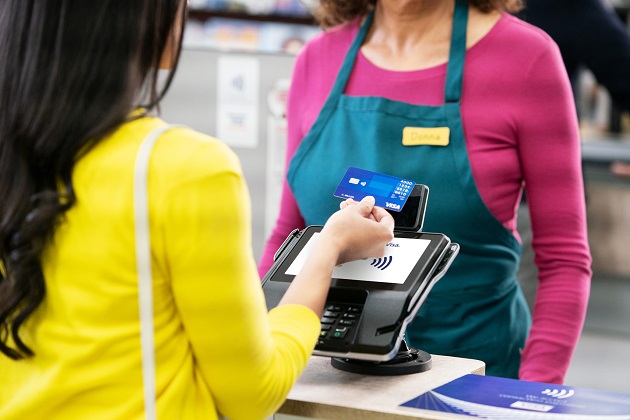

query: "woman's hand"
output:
278 196 394 317
321 196 395 265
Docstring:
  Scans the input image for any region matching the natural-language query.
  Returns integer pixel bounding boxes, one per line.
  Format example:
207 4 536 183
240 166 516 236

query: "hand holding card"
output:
333 167 416 212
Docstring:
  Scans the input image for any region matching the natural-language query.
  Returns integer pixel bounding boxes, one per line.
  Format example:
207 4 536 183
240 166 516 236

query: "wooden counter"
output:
275 354 485 419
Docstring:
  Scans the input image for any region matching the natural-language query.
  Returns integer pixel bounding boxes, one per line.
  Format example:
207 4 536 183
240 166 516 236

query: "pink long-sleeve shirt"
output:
259 13 591 384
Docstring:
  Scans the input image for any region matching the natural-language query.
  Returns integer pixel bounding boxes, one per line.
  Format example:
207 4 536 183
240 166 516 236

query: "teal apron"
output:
287 0 530 378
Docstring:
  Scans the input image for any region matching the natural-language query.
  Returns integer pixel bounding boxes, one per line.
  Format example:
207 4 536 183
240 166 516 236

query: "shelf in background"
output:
189 9 315 26
185 10 321 54
581 135 630 163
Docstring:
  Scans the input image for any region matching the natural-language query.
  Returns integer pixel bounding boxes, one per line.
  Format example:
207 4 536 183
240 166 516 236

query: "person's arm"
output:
519 0 630 111
279 196 394 317
163 146 393 418
165 169 313 419
516 43 592 384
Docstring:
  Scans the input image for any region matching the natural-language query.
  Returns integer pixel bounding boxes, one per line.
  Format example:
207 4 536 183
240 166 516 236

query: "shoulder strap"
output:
444 0 469 103
133 124 179 420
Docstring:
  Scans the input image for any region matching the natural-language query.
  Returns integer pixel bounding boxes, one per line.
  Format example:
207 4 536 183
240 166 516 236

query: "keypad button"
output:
315 303 363 348
331 327 349 339
320 317 336 324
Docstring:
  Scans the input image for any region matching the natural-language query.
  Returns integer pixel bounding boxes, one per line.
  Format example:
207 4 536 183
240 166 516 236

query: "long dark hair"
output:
0 0 186 360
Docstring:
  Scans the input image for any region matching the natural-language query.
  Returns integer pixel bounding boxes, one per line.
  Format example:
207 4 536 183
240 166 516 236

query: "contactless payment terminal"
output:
334 167 416 212
285 233 431 284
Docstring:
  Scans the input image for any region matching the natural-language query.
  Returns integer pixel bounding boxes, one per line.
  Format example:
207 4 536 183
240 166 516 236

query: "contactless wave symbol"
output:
371 256 393 270
542 388 575 399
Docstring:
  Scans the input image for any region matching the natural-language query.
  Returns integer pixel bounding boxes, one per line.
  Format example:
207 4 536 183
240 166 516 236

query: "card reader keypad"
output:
317 303 363 349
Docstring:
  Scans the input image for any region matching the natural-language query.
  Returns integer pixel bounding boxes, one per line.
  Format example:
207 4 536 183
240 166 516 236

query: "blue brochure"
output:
400 374 630 418
333 167 415 212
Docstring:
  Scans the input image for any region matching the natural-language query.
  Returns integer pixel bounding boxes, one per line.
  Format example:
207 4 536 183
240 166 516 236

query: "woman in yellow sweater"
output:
0 1 394 419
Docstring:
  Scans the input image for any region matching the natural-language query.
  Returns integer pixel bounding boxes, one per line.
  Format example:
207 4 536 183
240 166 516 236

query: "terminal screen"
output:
285 233 430 284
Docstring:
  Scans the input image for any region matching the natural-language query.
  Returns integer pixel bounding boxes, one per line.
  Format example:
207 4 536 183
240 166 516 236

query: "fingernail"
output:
363 196 375 204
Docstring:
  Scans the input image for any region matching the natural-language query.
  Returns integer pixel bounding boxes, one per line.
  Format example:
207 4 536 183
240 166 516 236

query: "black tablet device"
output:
262 225 459 361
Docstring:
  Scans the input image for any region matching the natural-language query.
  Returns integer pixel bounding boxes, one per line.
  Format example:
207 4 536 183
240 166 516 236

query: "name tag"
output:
402 127 450 146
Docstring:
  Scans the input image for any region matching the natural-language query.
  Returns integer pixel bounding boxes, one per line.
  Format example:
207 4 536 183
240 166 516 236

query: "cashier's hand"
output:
321 196 395 265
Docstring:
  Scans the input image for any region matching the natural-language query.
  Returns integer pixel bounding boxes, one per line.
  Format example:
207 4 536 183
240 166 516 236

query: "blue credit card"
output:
333 167 416 212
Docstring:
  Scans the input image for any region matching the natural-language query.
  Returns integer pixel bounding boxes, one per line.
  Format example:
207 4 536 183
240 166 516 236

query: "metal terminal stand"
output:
330 339 432 376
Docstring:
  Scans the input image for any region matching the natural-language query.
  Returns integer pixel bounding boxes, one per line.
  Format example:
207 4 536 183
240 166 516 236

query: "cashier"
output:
259 0 592 384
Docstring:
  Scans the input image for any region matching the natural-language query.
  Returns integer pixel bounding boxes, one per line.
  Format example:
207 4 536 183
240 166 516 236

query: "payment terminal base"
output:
330 339 431 376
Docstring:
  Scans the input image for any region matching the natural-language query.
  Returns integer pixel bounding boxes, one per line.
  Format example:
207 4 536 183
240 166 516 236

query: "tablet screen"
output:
285 233 431 284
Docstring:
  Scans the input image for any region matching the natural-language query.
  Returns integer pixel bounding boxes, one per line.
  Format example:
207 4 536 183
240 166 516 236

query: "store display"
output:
186 0 320 54
190 0 312 16
185 18 320 54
